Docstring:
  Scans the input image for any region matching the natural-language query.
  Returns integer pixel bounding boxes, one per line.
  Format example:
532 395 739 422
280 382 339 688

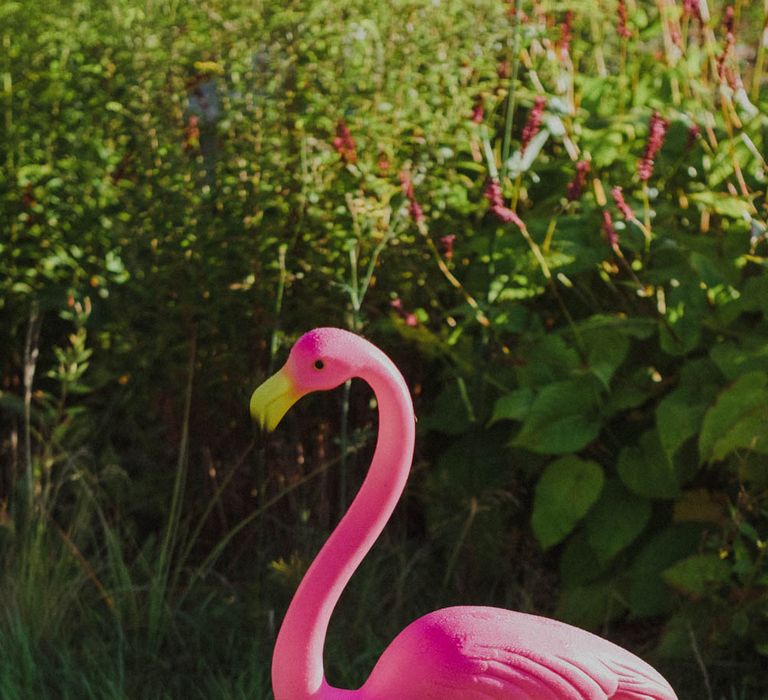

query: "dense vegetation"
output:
1 0 767 697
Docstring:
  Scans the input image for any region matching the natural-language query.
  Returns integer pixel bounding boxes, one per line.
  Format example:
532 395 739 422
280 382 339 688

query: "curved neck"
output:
271 350 415 700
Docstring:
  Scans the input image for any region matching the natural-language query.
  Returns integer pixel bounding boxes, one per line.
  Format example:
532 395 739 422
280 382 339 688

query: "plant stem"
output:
3 32 13 174
750 2 767 102
21 301 42 527
500 0 524 181
267 244 288 376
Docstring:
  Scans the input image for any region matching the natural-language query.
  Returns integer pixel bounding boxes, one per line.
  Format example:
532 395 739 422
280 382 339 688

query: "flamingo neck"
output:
271 352 415 700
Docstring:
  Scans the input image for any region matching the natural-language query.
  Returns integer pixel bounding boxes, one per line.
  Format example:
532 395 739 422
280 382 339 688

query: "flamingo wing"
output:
360 607 677 700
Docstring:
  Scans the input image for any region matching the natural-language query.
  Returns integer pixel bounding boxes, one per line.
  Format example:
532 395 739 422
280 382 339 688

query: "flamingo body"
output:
362 606 675 699
249 328 677 700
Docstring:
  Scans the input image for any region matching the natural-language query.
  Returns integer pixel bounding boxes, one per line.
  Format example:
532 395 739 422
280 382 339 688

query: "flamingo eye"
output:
314 359 325 370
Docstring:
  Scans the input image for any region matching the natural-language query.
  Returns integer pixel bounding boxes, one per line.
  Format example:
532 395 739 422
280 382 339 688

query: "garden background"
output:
1 0 767 697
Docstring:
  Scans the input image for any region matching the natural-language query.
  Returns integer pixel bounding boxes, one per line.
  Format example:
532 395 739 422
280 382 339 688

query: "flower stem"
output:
500 0 524 181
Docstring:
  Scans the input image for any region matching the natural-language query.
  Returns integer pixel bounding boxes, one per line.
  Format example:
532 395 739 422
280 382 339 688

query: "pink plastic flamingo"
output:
250 328 677 700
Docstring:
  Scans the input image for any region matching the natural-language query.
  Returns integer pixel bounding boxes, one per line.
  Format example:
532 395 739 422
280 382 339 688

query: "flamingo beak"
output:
249 367 302 431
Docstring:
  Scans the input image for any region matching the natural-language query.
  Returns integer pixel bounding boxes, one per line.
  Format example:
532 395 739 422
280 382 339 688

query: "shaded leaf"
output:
655 363 719 460
662 554 731 597
531 456 604 549
559 531 607 588
629 526 703 617
555 581 625 631
618 429 681 499
584 479 652 564
514 379 602 454
699 372 768 462
489 387 535 425
583 328 630 388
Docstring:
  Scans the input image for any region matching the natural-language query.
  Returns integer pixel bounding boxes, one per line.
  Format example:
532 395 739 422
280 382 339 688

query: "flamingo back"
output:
358 606 677 700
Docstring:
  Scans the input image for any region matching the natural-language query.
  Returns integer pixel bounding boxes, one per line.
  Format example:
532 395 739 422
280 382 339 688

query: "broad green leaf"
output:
629 526 703 617
618 428 681 498
559 531 607 588
602 367 654 417
710 341 768 380
489 387 535 425
513 379 602 454
583 328 630 388
420 380 475 435
515 335 580 388
584 479 652 564
576 314 656 340
659 301 703 356
656 392 706 459
699 372 768 462
555 581 625 631
531 456 604 549
662 554 731 597
689 191 753 219
655 363 719 460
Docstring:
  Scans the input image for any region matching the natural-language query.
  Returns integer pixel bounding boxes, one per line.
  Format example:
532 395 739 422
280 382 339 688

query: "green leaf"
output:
699 372 768 462
662 554 731 597
531 456 604 549
629 525 702 617
710 341 768 380
513 379 601 454
555 581 625 631
576 314 657 340
489 387 535 425
583 328 630 388
656 364 720 460
602 367 654 417
420 380 475 435
689 191 753 220
618 428 681 499
584 479 652 564
515 335 581 388
559 531 607 588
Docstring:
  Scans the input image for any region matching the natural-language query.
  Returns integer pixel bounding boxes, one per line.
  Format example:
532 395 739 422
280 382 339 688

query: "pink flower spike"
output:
637 111 668 182
471 96 485 124
440 234 457 261
409 200 425 223
602 210 620 247
485 179 504 209
399 171 415 200
566 160 591 202
611 186 635 220
683 0 703 24
485 179 524 228
686 123 701 150
521 97 546 154
401 170 424 222
617 0 632 39
390 297 419 326
558 11 574 62
332 119 357 164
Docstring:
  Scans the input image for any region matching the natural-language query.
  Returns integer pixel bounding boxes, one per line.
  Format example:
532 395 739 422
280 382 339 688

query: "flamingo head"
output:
250 327 368 431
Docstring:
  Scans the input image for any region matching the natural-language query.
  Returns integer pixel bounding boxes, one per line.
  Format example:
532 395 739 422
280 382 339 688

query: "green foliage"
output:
1 0 768 697
531 456 603 549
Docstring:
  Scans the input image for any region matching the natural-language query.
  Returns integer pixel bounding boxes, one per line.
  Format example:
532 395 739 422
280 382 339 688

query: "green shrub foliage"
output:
1 0 767 696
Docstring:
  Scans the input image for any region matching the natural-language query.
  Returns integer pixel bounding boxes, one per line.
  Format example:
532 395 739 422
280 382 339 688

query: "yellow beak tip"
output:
249 367 301 432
